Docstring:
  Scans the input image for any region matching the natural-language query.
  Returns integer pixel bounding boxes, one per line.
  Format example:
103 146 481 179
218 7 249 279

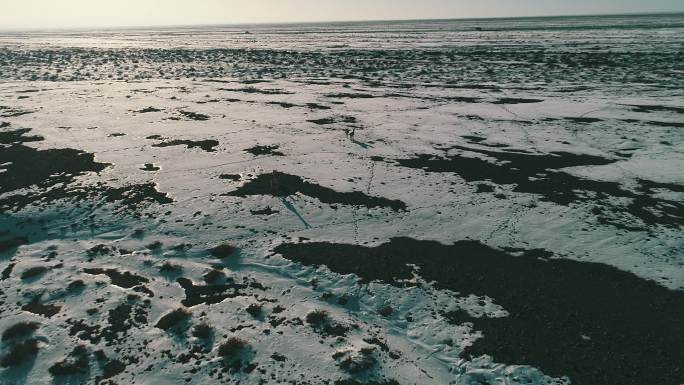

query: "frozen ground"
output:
0 14 683 385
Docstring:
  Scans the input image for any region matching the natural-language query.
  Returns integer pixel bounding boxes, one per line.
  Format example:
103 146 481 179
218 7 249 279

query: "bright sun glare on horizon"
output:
0 0 683 29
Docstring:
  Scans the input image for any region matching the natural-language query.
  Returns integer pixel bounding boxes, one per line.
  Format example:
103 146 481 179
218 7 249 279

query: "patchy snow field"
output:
0 14 683 385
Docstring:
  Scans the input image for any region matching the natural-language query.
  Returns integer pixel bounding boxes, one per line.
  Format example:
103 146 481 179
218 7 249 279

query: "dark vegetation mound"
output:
218 337 250 358
275 237 684 385
49 345 90 376
305 309 349 337
177 277 248 307
209 244 237 258
153 139 219 152
0 129 108 195
244 144 285 156
0 339 40 368
2 322 40 341
0 128 172 211
84 268 149 288
179 110 210 121
155 308 191 331
20 266 48 280
192 323 213 339
397 145 683 229
22 299 62 318
0 236 28 253
226 171 406 211
134 107 162 113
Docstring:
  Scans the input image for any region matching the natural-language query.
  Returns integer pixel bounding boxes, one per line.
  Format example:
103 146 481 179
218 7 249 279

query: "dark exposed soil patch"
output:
644 120 684 128
221 87 294 95
219 174 241 181
308 116 357 126
218 341 255 372
84 268 149 289
22 300 61 318
475 184 495 193
325 93 375 99
192 323 213 339
102 298 150 343
306 103 332 110
270 353 287 362
0 236 28 253
225 171 406 211
363 337 390 352
101 183 173 208
177 277 248 307
266 101 297 108
1 263 16 280
275 237 684 385
305 309 349 337
0 129 109 196
203 269 226 284
333 347 377 373
179 110 210 121
0 129 169 212
244 145 284 156
240 79 270 84
398 146 615 202
245 303 262 317
396 146 682 228
101 359 126 379
2 322 40 341
141 163 160 171
307 117 335 125
0 338 39 367
0 128 43 144
218 337 250 361
67 320 101 344
134 107 162 113
492 98 543 104
564 117 604 124
20 266 48 280
335 380 399 385
153 139 219 152
49 345 89 376
155 308 191 331
0 106 35 118
209 244 237 258
250 207 278 215
620 104 684 114
636 179 684 194
443 96 482 103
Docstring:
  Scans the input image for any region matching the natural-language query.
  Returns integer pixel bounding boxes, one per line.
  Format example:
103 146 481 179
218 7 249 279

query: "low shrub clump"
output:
210 244 237 258
218 337 250 358
2 321 40 341
155 308 191 330
192 323 213 339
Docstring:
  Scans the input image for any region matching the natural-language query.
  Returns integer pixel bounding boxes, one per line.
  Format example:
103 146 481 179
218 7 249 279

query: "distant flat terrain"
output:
0 14 682 385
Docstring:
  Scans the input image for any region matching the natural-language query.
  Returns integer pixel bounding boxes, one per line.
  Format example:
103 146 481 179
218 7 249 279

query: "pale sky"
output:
1 0 683 29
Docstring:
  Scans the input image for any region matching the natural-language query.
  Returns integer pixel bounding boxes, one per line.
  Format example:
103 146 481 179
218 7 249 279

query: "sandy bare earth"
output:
0 14 683 385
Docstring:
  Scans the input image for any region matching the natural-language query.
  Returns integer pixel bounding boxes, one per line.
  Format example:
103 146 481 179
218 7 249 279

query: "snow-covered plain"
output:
0 14 683 385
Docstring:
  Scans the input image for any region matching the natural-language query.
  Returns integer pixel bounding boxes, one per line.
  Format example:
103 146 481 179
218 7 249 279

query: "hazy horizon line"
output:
2 10 682 33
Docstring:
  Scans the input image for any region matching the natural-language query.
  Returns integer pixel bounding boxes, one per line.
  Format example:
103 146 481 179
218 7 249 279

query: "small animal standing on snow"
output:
344 127 356 140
